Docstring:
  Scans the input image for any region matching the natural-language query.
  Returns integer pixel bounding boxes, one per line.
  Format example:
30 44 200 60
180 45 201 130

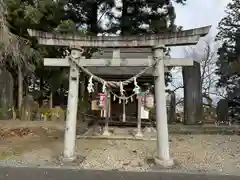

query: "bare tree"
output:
170 38 226 106
169 37 227 123
186 38 227 105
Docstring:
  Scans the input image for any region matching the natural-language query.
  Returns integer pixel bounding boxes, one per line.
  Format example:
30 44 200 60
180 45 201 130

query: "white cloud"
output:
174 0 230 32
169 0 230 103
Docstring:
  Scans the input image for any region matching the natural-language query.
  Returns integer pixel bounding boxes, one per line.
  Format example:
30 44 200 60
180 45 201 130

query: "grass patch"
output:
0 150 19 160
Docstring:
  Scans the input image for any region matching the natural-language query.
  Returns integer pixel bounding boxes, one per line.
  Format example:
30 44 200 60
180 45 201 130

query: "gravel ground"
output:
0 122 239 175
1 134 240 175
75 135 240 175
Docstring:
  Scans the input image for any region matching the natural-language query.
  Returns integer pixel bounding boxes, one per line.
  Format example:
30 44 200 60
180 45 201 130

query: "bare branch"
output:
179 37 226 105
172 85 184 92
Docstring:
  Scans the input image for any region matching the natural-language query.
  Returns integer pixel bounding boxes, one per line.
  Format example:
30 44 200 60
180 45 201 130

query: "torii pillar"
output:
62 49 81 161
153 45 174 167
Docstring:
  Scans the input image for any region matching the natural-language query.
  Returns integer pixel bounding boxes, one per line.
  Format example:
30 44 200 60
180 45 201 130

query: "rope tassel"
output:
87 76 94 93
67 54 154 100
133 77 140 94
102 81 106 93
119 82 125 96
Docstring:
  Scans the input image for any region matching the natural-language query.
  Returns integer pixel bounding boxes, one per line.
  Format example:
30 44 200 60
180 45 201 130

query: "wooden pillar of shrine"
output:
102 90 111 136
135 96 143 137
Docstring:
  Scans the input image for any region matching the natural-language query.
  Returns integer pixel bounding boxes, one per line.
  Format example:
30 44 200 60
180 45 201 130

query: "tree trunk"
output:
18 65 23 112
0 69 14 120
182 61 203 125
39 76 44 106
49 89 53 109
87 1 98 34
121 0 130 35
168 91 176 124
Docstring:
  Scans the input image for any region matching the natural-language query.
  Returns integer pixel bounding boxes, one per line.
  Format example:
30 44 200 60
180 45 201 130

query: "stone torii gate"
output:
28 26 210 167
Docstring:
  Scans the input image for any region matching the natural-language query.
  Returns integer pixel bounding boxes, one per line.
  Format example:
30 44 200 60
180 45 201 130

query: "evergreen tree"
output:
105 0 185 35
3 0 187 112
215 0 240 121
5 0 76 108
63 0 115 34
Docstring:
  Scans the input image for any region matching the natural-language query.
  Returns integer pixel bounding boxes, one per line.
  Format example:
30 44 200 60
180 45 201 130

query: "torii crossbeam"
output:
43 57 193 75
28 26 210 47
